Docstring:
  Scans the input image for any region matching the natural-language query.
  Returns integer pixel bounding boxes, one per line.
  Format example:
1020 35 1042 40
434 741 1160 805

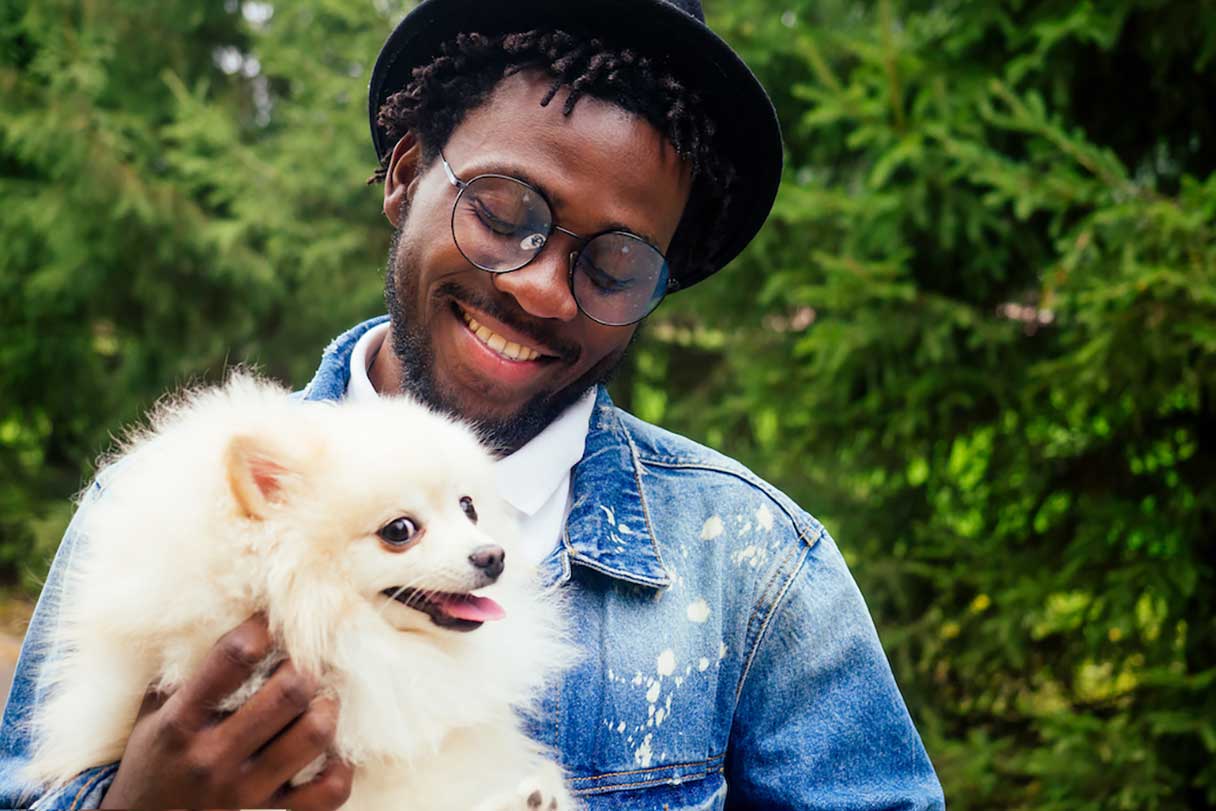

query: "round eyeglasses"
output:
440 151 673 327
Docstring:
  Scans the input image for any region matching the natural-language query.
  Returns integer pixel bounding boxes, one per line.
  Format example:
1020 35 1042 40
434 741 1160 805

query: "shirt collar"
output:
345 321 387 404
304 317 671 589
494 389 596 516
301 315 388 402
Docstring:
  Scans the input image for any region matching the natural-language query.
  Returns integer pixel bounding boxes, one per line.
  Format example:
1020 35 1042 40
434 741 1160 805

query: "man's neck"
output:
368 332 402 395
365 332 535 456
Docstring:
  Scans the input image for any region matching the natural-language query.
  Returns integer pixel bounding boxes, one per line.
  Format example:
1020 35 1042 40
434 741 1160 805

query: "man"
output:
0 0 946 808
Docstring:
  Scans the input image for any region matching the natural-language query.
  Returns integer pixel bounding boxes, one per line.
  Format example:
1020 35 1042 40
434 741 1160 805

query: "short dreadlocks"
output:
370 29 735 286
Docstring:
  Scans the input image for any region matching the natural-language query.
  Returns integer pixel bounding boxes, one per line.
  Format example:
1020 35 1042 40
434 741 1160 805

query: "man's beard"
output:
382 225 631 454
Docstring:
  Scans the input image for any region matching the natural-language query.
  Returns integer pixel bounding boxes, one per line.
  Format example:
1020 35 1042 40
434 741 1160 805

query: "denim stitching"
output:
563 556 670 588
568 751 726 783
636 458 825 549
563 516 664 586
734 544 811 705
645 459 823 547
732 541 800 701
615 415 674 584
67 767 110 811
572 763 726 796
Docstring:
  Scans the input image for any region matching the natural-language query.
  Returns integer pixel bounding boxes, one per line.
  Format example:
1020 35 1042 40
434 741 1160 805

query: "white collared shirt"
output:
346 322 594 565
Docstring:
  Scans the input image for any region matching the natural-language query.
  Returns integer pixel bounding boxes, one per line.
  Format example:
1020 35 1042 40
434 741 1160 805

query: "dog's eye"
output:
378 516 419 546
460 496 477 524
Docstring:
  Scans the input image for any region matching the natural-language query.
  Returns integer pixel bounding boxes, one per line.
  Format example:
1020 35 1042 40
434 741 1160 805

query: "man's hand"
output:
99 615 353 810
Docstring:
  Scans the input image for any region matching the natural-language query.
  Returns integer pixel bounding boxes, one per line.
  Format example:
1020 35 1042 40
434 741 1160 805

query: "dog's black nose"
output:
468 544 505 580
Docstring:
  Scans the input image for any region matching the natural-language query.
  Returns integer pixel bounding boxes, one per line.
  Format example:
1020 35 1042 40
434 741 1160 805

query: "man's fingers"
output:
163 614 273 732
272 755 354 811
221 659 319 763
243 696 340 800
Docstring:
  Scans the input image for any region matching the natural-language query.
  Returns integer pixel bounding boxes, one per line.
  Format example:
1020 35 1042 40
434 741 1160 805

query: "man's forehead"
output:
442 71 691 229
453 70 681 160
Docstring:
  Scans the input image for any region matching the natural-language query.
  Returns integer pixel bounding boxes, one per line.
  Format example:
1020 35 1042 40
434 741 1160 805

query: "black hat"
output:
368 0 782 289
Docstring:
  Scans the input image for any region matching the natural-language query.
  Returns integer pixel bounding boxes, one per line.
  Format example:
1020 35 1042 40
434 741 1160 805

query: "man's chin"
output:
387 342 572 453
428 382 585 455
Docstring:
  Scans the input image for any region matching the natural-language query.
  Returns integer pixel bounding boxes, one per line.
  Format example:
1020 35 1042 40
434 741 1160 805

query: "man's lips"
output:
451 302 563 363
441 303 575 393
383 587 506 633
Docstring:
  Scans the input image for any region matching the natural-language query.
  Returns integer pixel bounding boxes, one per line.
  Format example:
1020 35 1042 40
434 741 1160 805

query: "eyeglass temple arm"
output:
440 152 464 190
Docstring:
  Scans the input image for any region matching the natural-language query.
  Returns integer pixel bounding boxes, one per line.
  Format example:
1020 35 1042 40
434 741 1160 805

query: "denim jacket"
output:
1 317 945 810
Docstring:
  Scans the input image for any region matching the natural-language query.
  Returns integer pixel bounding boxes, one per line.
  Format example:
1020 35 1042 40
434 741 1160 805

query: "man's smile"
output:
441 297 568 394
463 310 543 362
454 302 559 363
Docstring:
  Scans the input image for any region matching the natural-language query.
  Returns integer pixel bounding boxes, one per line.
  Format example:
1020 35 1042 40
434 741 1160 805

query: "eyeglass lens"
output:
452 174 668 326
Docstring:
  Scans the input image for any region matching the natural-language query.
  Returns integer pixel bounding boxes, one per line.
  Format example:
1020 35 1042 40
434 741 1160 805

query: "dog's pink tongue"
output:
435 593 506 622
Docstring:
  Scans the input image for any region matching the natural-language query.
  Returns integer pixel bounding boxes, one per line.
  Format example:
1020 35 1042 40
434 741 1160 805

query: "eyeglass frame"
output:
439 150 676 327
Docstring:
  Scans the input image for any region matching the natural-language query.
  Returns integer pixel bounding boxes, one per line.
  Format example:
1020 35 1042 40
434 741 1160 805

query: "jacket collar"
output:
556 387 672 589
301 317 673 590
300 315 389 403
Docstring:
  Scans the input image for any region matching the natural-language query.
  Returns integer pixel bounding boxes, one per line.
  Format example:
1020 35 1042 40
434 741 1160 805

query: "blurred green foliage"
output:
0 0 392 584
1 0 1213 808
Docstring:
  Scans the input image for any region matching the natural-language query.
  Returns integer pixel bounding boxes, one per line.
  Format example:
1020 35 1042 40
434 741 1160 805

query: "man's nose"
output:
491 245 579 321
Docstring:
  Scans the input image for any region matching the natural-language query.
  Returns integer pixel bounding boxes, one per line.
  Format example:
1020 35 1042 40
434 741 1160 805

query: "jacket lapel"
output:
555 387 673 589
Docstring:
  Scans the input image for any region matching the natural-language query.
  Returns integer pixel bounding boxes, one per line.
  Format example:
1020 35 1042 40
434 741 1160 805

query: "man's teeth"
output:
461 311 542 362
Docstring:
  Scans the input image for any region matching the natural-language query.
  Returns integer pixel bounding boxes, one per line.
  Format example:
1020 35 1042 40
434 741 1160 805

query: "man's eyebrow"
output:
471 161 562 206
599 221 662 248
472 161 662 247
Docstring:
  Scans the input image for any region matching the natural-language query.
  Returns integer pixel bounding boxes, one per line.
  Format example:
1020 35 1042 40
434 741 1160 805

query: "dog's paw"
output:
519 778 569 811
474 770 576 811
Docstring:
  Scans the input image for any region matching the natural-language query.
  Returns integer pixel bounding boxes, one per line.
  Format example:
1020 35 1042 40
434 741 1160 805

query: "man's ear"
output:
383 131 423 228
225 434 294 520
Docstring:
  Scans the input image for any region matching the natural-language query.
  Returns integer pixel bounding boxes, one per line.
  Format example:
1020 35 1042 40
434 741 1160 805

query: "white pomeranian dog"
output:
24 373 578 810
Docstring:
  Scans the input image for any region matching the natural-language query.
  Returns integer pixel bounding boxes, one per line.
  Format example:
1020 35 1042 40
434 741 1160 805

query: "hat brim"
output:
369 0 782 287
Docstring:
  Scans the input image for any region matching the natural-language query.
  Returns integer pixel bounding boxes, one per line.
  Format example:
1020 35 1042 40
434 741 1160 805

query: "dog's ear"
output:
225 434 293 520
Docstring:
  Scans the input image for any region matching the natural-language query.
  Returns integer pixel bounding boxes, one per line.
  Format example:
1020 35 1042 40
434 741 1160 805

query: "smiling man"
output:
0 1 945 809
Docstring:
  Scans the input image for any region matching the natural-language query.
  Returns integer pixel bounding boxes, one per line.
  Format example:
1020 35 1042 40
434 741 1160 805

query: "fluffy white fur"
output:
24 374 578 810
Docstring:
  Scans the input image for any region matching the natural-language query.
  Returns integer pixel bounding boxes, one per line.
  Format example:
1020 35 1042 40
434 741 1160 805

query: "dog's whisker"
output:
378 584 418 616
374 555 496 621
375 573 435 618
377 589 407 616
